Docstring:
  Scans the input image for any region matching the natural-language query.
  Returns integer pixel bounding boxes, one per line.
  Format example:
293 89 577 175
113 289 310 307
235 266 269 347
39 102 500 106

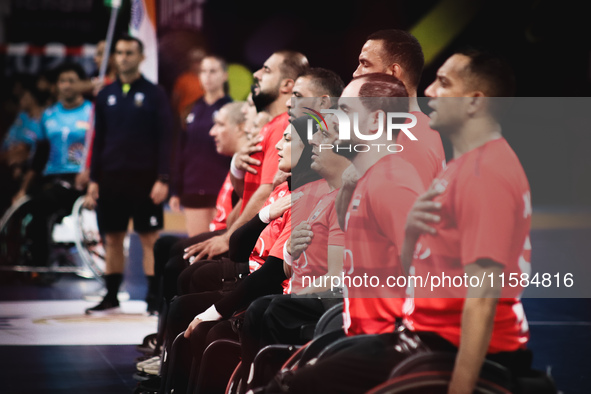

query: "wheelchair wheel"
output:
0 196 34 268
71 197 106 283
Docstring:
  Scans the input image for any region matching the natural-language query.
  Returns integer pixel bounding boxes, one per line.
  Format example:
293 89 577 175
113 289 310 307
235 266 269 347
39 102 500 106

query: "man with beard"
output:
183 50 309 262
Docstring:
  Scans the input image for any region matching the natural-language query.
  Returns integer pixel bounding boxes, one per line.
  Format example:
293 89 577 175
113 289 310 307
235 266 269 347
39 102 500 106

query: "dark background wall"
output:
2 0 590 206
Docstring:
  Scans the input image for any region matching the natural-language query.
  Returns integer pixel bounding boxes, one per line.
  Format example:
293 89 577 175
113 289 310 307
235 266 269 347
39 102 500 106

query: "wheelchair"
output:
0 195 108 283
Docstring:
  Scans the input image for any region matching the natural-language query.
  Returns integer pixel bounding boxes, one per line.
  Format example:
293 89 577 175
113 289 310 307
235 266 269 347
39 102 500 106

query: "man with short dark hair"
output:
402 49 530 394
86 35 173 314
286 67 345 121
23 63 93 269
350 29 446 188
182 50 309 262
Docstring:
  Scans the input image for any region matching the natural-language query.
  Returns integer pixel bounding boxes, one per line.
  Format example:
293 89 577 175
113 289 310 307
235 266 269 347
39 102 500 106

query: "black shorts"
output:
97 170 164 234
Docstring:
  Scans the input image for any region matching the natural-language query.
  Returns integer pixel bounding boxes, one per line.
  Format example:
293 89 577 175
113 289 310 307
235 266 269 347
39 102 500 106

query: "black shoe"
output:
136 333 158 354
146 297 159 316
85 298 120 315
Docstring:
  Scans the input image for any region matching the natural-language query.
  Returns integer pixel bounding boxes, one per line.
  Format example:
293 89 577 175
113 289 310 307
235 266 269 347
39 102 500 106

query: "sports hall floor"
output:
0 211 590 393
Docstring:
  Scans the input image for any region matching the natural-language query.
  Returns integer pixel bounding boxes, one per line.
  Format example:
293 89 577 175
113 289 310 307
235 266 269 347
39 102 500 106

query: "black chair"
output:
192 339 241 394
225 302 345 394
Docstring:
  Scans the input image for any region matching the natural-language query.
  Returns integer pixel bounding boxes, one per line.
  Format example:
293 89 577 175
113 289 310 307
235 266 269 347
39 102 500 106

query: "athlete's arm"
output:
226 199 242 229
335 164 359 231
401 188 442 274
449 259 503 394
183 184 273 261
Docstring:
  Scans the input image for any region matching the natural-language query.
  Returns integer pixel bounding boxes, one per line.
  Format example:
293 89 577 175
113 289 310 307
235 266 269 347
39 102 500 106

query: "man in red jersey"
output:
333 74 425 336
262 73 424 394
336 30 446 230
264 51 533 394
401 49 532 394
183 51 308 261
353 29 446 187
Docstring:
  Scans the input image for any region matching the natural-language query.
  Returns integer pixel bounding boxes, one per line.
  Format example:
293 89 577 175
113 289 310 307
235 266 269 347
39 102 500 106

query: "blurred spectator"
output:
0 77 48 213
170 55 232 237
171 47 206 119
22 63 93 267
36 69 58 107
79 40 118 98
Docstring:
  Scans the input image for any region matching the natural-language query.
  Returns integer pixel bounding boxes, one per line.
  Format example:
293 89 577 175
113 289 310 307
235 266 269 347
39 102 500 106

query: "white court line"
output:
0 300 157 346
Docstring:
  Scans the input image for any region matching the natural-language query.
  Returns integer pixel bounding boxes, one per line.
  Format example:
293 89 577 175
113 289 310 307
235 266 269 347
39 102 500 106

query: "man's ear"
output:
387 63 403 79
280 79 295 94
467 91 486 116
319 95 332 109
368 110 386 135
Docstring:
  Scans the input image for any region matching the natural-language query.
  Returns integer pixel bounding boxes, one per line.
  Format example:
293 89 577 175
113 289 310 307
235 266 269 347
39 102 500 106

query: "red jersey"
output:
249 182 290 272
343 155 424 336
291 188 344 293
398 111 446 189
241 112 289 209
403 138 531 353
209 172 235 232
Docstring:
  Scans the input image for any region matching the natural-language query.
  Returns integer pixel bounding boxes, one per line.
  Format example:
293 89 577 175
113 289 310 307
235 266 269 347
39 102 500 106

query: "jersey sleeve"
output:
269 209 291 259
259 120 286 185
457 166 519 267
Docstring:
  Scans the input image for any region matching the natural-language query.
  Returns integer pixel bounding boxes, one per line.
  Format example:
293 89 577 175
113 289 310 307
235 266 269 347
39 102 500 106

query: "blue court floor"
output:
0 229 590 393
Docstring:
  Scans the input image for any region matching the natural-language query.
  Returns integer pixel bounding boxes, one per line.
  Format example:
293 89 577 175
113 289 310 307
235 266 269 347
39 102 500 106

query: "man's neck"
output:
450 118 502 159
265 96 289 118
325 162 350 191
61 96 84 110
204 89 225 105
119 71 141 84
233 136 249 156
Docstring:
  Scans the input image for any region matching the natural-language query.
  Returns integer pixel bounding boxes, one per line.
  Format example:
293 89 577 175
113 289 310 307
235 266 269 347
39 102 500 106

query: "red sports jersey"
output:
343 155 424 336
249 182 290 271
209 172 234 232
398 111 446 189
403 138 531 353
291 188 343 293
241 112 289 210
291 179 331 227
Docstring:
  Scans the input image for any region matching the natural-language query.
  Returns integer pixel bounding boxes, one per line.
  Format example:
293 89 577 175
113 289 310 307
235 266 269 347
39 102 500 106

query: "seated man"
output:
0 77 47 213
20 63 92 267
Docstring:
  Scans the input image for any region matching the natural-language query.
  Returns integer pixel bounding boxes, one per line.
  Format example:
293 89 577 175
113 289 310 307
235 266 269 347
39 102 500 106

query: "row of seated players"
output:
134 77 550 394
130 30 551 393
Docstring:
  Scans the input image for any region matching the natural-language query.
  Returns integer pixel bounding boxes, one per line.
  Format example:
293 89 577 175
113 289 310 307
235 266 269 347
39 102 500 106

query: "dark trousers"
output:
264 330 532 394
28 178 81 265
159 291 224 394
241 295 336 380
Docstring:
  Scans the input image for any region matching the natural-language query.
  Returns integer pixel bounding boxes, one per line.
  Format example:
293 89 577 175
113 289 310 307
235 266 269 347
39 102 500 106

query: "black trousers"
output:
264 330 532 394
240 294 339 381
28 178 81 265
